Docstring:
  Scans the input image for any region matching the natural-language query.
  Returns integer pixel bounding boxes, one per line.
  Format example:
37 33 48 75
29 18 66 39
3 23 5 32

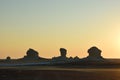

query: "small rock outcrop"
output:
6 56 11 61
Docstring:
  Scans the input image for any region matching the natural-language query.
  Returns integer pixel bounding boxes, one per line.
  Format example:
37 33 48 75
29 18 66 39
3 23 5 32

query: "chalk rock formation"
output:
6 56 11 61
60 48 67 57
23 48 40 60
85 46 103 60
52 48 67 61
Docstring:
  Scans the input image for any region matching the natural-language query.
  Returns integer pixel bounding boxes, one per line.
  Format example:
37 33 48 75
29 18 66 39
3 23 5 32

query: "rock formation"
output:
6 56 11 61
23 48 40 60
85 46 103 60
60 48 67 57
52 48 68 61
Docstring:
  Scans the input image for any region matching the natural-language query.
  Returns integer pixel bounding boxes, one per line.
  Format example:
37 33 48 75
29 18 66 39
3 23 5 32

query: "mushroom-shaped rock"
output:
6 56 11 61
60 48 67 57
85 46 103 60
88 47 101 57
24 48 40 60
26 48 39 57
52 48 68 61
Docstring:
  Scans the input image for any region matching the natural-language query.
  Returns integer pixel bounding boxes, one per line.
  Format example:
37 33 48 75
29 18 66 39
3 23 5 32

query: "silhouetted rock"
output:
69 57 73 60
84 46 104 60
23 48 40 60
60 48 67 57
52 48 68 61
74 56 80 60
6 56 11 61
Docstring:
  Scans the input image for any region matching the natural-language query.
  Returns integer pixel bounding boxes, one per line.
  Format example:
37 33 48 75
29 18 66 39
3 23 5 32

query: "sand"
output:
0 66 120 80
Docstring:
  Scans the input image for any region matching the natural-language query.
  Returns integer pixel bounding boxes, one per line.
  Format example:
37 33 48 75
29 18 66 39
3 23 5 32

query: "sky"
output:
0 0 120 59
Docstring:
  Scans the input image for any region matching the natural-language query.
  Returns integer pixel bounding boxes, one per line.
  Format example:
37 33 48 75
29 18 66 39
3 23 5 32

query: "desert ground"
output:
0 66 120 80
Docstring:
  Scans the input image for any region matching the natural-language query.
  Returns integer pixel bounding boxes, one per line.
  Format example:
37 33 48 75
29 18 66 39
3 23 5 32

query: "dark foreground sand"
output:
0 68 120 80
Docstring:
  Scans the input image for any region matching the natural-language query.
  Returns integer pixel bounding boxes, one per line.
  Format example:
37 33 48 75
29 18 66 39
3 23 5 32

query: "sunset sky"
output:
0 0 120 59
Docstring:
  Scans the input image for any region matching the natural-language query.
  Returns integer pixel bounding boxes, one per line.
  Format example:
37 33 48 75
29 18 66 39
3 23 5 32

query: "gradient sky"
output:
0 0 120 59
